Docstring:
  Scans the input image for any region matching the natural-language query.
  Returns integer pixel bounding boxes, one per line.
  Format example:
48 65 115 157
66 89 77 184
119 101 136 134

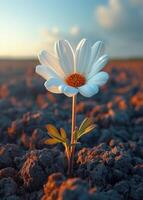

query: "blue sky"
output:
0 0 143 58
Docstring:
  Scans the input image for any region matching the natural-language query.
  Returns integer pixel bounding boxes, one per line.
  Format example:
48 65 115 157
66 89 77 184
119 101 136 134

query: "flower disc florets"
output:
65 73 86 87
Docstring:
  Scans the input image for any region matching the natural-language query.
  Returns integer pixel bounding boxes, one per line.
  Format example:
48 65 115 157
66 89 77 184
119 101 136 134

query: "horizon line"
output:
0 56 143 61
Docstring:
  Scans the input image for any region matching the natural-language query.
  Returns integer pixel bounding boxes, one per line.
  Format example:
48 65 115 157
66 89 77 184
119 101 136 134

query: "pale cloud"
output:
39 27 102 54
40 28 60 52
51 27 60 35
96 0 121 28
96 0 143 32
39 26 82 52
69 25 80 36
95 0 143 58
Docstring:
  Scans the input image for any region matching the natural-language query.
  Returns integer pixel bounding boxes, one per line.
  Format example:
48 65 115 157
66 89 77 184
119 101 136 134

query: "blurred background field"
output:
0 59 143 82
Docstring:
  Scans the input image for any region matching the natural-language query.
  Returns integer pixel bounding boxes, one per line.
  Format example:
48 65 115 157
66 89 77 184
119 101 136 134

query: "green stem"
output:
67 95 76 176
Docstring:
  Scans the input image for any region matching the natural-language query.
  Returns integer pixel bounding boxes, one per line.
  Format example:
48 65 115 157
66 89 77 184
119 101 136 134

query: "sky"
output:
0 0 143 58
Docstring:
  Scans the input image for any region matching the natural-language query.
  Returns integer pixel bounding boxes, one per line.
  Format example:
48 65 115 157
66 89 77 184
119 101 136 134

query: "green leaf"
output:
79 118 93 132
44 138 61 145
46 124 64 141
77 124 96 139
74 117 96 141
60 128 67 139
74 128 79 141
46 124 59 136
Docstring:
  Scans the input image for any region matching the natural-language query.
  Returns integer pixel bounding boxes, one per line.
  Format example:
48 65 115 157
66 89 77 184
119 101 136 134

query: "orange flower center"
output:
65 73 86 87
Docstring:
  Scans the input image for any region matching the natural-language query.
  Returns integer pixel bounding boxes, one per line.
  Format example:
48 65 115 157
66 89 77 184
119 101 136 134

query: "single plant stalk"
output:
68 95 77 176
64 144 70 172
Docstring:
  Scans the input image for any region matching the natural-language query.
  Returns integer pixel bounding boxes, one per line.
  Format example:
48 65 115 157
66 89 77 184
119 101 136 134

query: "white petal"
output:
59 84 78 97
55 40 74 75
36 65 60 80
88 54 109 79
75 38 91 74
88 41 104 68
44 78 64 93
88 72 109 86
78 83 99 97
38 50 65 78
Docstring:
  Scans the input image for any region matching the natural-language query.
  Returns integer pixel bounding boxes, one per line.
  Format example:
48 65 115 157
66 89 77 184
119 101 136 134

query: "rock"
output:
58 178 93 200
79 128 100 147
109 139 117 147
113 129 130 141
0 99 12 111
89 163 108 186
42 173 95 200
111 169 125 183
27 190 43 200
0 177 17 198
0 167 17 179
7 119 23 138
20 148 66 191
3 195 21 200
98 129 112 143
129 175 143 200
113 111 130 126
0 144 21 169
0 116 11 130
29 128 47 149
114 154 132 174
106 190 123 200
114 180 129 197
20 152 46 191
94 190 122 200
42 173 65 200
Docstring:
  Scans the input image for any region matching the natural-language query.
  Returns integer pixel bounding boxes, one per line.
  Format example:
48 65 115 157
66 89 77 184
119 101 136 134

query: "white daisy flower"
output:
36 38 109 97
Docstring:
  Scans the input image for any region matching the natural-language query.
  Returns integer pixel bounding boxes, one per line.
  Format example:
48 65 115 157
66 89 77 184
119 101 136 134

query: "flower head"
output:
36 39 109 97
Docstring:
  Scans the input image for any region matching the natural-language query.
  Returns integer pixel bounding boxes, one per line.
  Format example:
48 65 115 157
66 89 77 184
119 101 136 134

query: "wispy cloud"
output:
39 25 102 53
40 28 60 53
69 25 80 36
39 26 83 52
95 0 143 57
96 0 143 36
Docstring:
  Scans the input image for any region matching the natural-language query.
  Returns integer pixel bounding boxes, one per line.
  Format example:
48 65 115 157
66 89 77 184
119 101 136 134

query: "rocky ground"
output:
0 60 143 200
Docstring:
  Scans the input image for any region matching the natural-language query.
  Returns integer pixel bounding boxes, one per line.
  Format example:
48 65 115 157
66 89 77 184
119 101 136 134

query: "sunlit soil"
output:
0 59 143 200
